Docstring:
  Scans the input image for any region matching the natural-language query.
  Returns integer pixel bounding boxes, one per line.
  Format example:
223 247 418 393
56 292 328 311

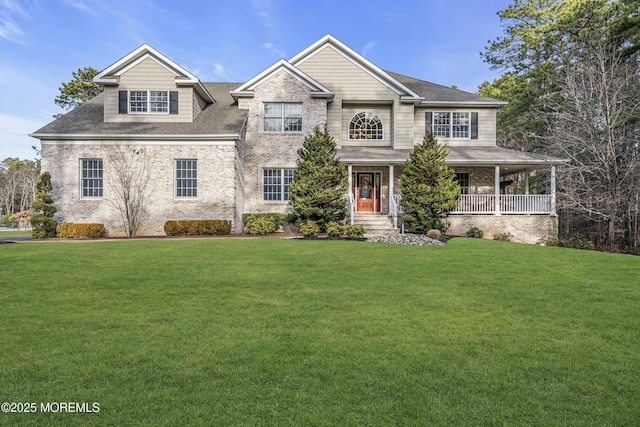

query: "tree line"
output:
0 158 40 220
479 0 640 249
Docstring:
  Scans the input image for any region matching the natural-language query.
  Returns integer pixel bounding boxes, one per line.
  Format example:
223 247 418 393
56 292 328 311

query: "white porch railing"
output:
451 194 552 214
390 194 401 229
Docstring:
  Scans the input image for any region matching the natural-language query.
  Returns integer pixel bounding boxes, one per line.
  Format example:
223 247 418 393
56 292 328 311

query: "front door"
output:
355 172 381 212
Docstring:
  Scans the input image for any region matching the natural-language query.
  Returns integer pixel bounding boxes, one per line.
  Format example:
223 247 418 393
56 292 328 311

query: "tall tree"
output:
481 0 640 248
54 67 103 112
400 134 460 233
106 145 154 237
550 2 640 246
0 158 40 215
289 126 348 229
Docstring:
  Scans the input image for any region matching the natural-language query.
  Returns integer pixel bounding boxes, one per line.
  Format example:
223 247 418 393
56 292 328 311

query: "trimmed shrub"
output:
542 237 595 251
343 225 365 240
242 213 285 227
427 229 442 240
164 220 232 236
299 220 320 239
30 172 57 239
326 222 344 238
493 232 512 242
244 216 277 235
56 223 106 239
30 217 58 239
466 227 484 238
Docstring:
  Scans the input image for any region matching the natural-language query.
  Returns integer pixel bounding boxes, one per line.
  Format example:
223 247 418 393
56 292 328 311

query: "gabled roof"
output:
94 44 215 103
386 71 507 107
30 83 246 140
290 34 424 103
231 59 334 100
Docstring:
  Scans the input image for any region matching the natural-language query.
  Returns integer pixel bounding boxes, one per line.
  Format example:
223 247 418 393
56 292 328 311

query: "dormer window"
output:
119 90 178 114
129 91 167 113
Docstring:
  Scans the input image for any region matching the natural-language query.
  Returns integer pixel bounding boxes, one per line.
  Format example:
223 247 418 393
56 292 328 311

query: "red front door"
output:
355 172 380 212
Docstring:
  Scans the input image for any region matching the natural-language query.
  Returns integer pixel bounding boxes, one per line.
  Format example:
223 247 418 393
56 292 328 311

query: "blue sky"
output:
0 0 512 160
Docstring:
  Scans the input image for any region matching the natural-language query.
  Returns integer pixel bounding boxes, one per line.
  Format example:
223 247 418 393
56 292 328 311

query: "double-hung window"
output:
427 112 477 139
455 172 470 195
176 160 197 198
263 168 294 201
264 103 302 132
81 159 103 198
129 90 168 113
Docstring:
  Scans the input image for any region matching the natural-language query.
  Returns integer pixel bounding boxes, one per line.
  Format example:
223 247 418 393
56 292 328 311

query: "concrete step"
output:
352 214 398 234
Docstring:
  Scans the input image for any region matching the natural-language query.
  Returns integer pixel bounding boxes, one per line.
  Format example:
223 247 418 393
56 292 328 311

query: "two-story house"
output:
31 35 564 243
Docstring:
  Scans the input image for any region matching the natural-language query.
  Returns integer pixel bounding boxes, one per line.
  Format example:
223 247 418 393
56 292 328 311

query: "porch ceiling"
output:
337 145 566 173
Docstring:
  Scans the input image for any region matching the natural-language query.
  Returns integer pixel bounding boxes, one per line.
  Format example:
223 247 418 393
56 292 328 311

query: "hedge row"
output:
164 220 232 236
56 223 106 239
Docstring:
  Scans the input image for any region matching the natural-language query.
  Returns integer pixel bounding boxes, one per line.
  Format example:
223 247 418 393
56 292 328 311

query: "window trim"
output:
348 111 384 140
175 159 198 199
80 159 103 199
263 168 294 202
263 103 302 133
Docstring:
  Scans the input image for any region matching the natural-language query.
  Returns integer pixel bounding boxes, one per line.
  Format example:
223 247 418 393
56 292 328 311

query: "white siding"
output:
104 57 193 123
414 107 497 147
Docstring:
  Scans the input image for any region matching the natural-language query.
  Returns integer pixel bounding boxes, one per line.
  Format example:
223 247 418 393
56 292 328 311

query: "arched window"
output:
349 112 383 140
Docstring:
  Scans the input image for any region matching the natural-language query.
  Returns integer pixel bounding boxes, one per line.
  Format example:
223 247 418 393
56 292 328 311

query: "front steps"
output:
352 213 399 234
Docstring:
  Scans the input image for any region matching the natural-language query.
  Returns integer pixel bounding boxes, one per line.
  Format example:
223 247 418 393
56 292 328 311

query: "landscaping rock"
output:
366 234 445 246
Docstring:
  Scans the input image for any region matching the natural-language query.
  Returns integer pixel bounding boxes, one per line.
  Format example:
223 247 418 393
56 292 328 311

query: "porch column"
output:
389 165 396 228
524 172 530 195
550 164 557 216
348 164 354 225
494 165 501 215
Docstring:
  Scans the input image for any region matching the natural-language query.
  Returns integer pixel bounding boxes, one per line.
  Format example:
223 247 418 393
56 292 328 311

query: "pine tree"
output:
400 135 460 233
289 126 348 230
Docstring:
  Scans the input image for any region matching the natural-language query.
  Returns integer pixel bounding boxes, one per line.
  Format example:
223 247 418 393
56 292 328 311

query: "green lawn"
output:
0 230 30 237
1 238 639 426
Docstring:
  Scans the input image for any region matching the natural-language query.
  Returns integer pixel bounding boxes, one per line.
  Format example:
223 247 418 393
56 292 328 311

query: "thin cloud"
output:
362 41 376 58
262 42 285 58
210 63 243 82
62 0 96 15
0 0 39 43
251 0 275 29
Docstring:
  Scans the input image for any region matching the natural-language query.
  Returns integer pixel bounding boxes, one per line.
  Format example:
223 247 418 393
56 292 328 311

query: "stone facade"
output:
239 70 328 215
41 142 238 236
446 214 559 244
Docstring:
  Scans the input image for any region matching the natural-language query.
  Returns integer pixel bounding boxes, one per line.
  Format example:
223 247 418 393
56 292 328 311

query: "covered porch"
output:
337 146 565 235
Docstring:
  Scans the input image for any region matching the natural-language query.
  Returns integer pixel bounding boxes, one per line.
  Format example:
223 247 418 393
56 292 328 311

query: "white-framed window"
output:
432 112 470 139
264 103 302 132
81 159 103 198
263 168 294 201
176 159 197 198
129 90 168 114
455 172 470 195
349 112 384 140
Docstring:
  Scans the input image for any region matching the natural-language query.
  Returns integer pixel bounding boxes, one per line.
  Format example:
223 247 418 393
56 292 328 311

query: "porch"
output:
337 145 565 241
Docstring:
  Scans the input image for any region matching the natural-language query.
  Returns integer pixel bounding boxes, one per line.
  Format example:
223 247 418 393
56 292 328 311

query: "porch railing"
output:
451 194 552 214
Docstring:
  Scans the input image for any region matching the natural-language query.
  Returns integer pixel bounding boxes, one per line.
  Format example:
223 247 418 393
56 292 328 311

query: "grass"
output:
0 230 30 237
1 238 639 426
